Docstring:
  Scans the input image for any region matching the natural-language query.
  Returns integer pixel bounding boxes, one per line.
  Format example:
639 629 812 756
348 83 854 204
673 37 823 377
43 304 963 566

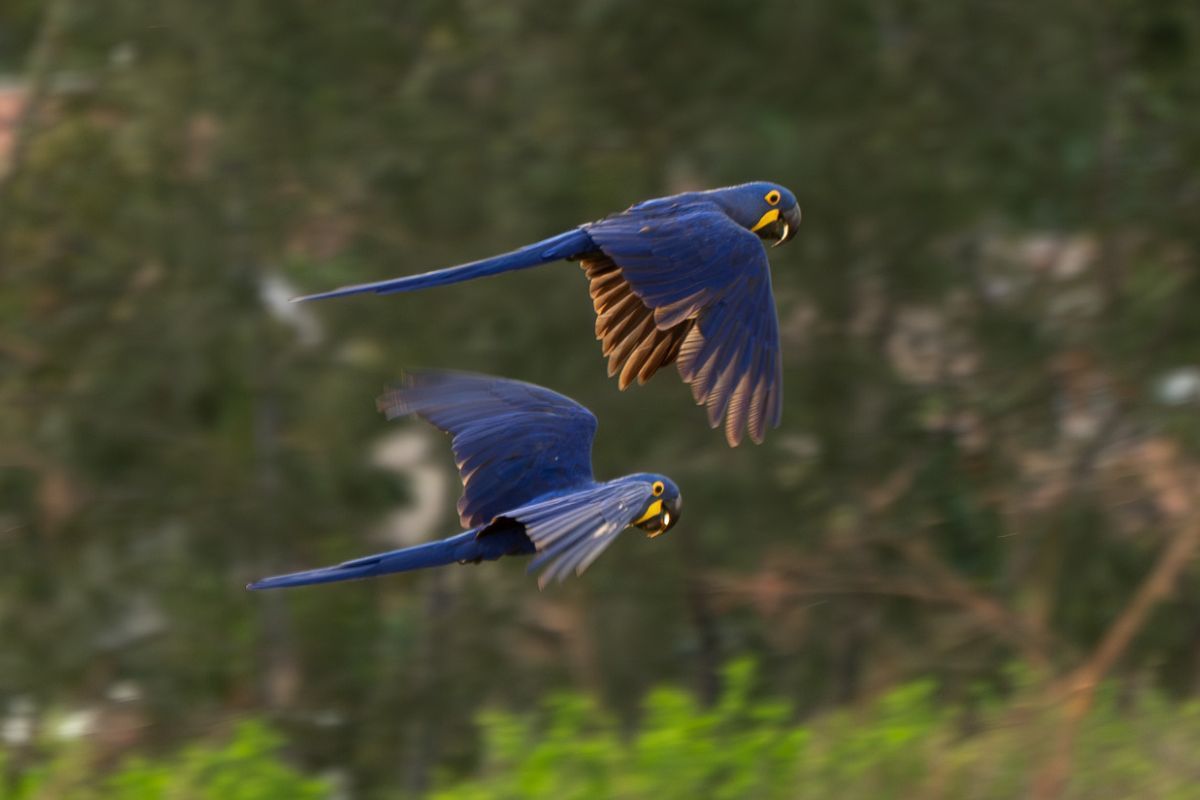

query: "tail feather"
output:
248 531 480 590
293 228 595 302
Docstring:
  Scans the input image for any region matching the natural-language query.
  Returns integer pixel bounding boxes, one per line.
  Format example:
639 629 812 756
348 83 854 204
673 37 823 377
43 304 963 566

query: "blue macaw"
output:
296 182 801 446
247 371 682 591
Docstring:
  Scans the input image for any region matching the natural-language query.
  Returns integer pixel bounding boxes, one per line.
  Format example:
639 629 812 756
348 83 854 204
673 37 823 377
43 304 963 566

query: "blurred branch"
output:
1033 441 1200 799
708 548 1053 672
867 463 1054 669
888 539 1053 671
711 459 1056 670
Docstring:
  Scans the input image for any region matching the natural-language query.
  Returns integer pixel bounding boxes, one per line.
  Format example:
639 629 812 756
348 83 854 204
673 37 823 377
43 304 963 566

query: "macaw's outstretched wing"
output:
584 206 783 446
505 481 654 588
378 371 598 529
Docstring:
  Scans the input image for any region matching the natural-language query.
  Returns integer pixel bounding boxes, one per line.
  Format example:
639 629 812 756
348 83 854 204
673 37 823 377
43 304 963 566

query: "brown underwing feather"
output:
609 316 656 386
601 305 644 354
592 281 629 312
638 334 678 384
581 254 694 391
596 292 641 336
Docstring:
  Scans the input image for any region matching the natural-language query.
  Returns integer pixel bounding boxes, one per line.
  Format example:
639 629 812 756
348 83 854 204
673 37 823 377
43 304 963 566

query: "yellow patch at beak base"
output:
750 208 781 232
634 499 663 525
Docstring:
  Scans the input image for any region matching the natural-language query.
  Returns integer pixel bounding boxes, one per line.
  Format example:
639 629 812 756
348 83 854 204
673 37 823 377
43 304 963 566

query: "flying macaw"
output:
296 182 801 446
247 371 682 591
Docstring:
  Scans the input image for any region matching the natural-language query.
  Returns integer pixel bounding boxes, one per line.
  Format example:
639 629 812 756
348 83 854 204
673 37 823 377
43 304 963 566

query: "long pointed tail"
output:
292 228 595 303
248 531 482 590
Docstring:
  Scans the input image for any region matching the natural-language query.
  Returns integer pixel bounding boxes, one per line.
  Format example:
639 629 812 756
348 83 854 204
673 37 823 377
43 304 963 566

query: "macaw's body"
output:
247 371 681 591
297 182 802 446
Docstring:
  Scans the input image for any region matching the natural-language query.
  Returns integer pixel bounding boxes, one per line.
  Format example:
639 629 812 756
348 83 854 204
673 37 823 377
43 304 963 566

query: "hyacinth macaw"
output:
295 182 801 446
247 371 682 591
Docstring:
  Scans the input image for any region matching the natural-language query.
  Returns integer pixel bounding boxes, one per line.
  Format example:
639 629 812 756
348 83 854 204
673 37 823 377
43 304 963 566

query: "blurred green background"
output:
3 1 1200 797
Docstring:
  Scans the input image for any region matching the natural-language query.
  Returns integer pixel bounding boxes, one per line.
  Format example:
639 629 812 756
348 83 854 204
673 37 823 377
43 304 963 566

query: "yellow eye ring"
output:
765 190 781 206
652 481 664 496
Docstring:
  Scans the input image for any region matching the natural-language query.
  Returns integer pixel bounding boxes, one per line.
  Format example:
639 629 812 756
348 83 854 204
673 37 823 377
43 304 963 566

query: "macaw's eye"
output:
652 481 664 496
765 190 781 206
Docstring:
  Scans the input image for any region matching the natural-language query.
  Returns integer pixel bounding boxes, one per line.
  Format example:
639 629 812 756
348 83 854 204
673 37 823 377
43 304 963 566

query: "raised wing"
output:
377 371 598 528
504 481 655 587
585 206 783 446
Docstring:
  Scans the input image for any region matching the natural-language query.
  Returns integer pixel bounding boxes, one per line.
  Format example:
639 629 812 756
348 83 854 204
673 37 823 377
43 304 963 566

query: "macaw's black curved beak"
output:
750 205 802 248
636 497 682 538
770 205 802 248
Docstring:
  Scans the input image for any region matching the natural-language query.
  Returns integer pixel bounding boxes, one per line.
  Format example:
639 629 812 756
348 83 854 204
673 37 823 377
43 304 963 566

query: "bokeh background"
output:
3 1 1200 798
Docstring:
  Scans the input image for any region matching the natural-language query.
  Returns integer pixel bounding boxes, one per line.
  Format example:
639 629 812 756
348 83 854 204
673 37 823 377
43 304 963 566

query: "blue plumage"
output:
246 529 531 590
293 229 594 301
247 372 682 591
376 370 598 528
294 182 801 446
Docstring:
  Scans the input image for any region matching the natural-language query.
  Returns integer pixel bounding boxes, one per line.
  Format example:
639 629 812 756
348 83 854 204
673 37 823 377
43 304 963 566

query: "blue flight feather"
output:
510 481 654 587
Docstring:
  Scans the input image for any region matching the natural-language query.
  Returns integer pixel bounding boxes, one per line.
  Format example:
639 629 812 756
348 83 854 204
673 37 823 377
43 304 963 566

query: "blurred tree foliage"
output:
3 721 327 799
1 0 1200 796
433 660 1200 800
7 664 1200 799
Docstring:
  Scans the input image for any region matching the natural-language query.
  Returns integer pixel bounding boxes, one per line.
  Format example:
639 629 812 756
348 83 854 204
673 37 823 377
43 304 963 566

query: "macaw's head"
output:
631 474 682 538
706 181 802 248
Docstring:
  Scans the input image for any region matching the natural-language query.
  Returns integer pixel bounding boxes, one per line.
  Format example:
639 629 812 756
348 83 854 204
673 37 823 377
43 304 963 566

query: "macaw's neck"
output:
696 187 762 225
627 191 707 216
640 188 753 230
